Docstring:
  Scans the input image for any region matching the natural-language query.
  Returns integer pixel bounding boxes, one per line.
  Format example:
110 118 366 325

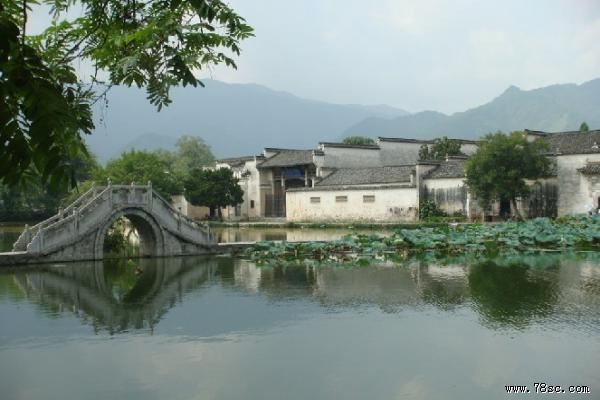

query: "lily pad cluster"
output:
243 216 600 264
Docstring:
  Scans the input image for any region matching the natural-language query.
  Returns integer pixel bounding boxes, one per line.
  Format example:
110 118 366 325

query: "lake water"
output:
211 226 393 243
0 225 389 253
0 253 599 399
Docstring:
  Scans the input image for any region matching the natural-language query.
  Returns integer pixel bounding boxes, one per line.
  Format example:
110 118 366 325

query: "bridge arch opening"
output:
95 209 164 259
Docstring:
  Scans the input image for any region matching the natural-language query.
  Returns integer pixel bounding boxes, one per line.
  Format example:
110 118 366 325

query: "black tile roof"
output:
258 150 314 168
378 137 432 144
526 129 600 155
217 156 261 167
378 137 479 145
423 159 466 179
316 166 414 186
578 162 600 175
319 142 380 150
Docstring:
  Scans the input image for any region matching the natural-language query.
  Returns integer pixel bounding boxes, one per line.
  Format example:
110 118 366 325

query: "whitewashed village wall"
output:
240 159 262 219
216 157 263 220
556 154 600 215
517 178 558 218
422 177 467 215
286 186 418 222
171 195 209 219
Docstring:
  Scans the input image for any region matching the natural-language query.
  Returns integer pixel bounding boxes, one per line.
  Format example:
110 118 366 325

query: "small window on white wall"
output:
310 197 320 204
335 196 348 203
363 195 375 203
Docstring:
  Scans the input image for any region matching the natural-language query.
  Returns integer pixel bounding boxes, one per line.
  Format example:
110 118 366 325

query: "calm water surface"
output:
211 226 392 243
0 225 389 252
0 253 599 400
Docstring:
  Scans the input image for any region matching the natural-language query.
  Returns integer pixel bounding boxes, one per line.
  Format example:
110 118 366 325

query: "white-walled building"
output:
204 130 600 222
528 129 600 215
287 166 418 222
216 155 265 220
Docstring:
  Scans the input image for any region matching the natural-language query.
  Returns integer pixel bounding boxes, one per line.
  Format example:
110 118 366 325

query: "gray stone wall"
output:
379 141 422 166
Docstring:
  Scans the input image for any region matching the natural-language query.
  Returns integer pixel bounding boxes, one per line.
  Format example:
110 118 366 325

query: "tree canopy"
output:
0 146 99 220
418 136 463 160
172 135 215 174
342 136 375 145
98 150 183 197
465 131 551 219
184 167 242 218
0 0 252 189
580 121 590 132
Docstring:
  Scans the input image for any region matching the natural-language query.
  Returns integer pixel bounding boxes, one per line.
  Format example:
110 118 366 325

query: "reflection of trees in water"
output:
2 253 599 333
9 257 218 334
417 263 469 310
258 265 318 299
245 261 459 308
468 259 559 328
229 255 599 331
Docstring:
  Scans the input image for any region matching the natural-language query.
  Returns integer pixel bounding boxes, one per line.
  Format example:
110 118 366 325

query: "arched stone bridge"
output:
9 183 215 263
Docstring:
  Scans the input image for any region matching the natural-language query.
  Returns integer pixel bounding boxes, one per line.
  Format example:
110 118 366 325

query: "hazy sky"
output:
28 0 600 114
201 0 600 114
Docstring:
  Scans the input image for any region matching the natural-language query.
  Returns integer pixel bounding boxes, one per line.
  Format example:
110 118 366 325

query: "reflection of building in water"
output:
212 227 394 243
9 257 218 334
229 259 470 312
312 262 469 311
4 254 599 333
552 257 600 322
229 256 600 329
314 266 420 311
233 260 262 292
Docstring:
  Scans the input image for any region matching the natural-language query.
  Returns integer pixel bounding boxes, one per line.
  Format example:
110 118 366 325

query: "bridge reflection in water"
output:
2 254 600 334
8 258 223 334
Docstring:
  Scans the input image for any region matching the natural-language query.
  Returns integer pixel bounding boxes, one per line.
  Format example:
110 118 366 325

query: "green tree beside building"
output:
465 131 551 220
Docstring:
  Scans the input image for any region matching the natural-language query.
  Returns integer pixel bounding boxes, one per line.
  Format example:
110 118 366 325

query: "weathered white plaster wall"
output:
459 143 478 155
218 159 264 220
242 160 262 219
286 186 418 222
555 154 600 215
517 178 558 218
171 195 209 219
422 178 467 215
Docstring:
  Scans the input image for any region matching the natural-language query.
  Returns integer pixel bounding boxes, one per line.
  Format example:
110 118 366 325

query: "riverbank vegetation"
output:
0 136 227 222
244 216 600 265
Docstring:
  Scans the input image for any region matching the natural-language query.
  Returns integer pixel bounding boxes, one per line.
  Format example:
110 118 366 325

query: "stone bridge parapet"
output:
8 182 215 263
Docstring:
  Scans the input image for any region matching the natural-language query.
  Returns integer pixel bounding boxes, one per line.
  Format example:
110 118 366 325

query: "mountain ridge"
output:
86 78 600 162
87 80 409 162
344 78 600 139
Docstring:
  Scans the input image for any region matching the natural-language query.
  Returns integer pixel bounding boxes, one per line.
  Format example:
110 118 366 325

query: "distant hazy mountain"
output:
87 80 409 162
119 133 178 154
343 78 600 139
